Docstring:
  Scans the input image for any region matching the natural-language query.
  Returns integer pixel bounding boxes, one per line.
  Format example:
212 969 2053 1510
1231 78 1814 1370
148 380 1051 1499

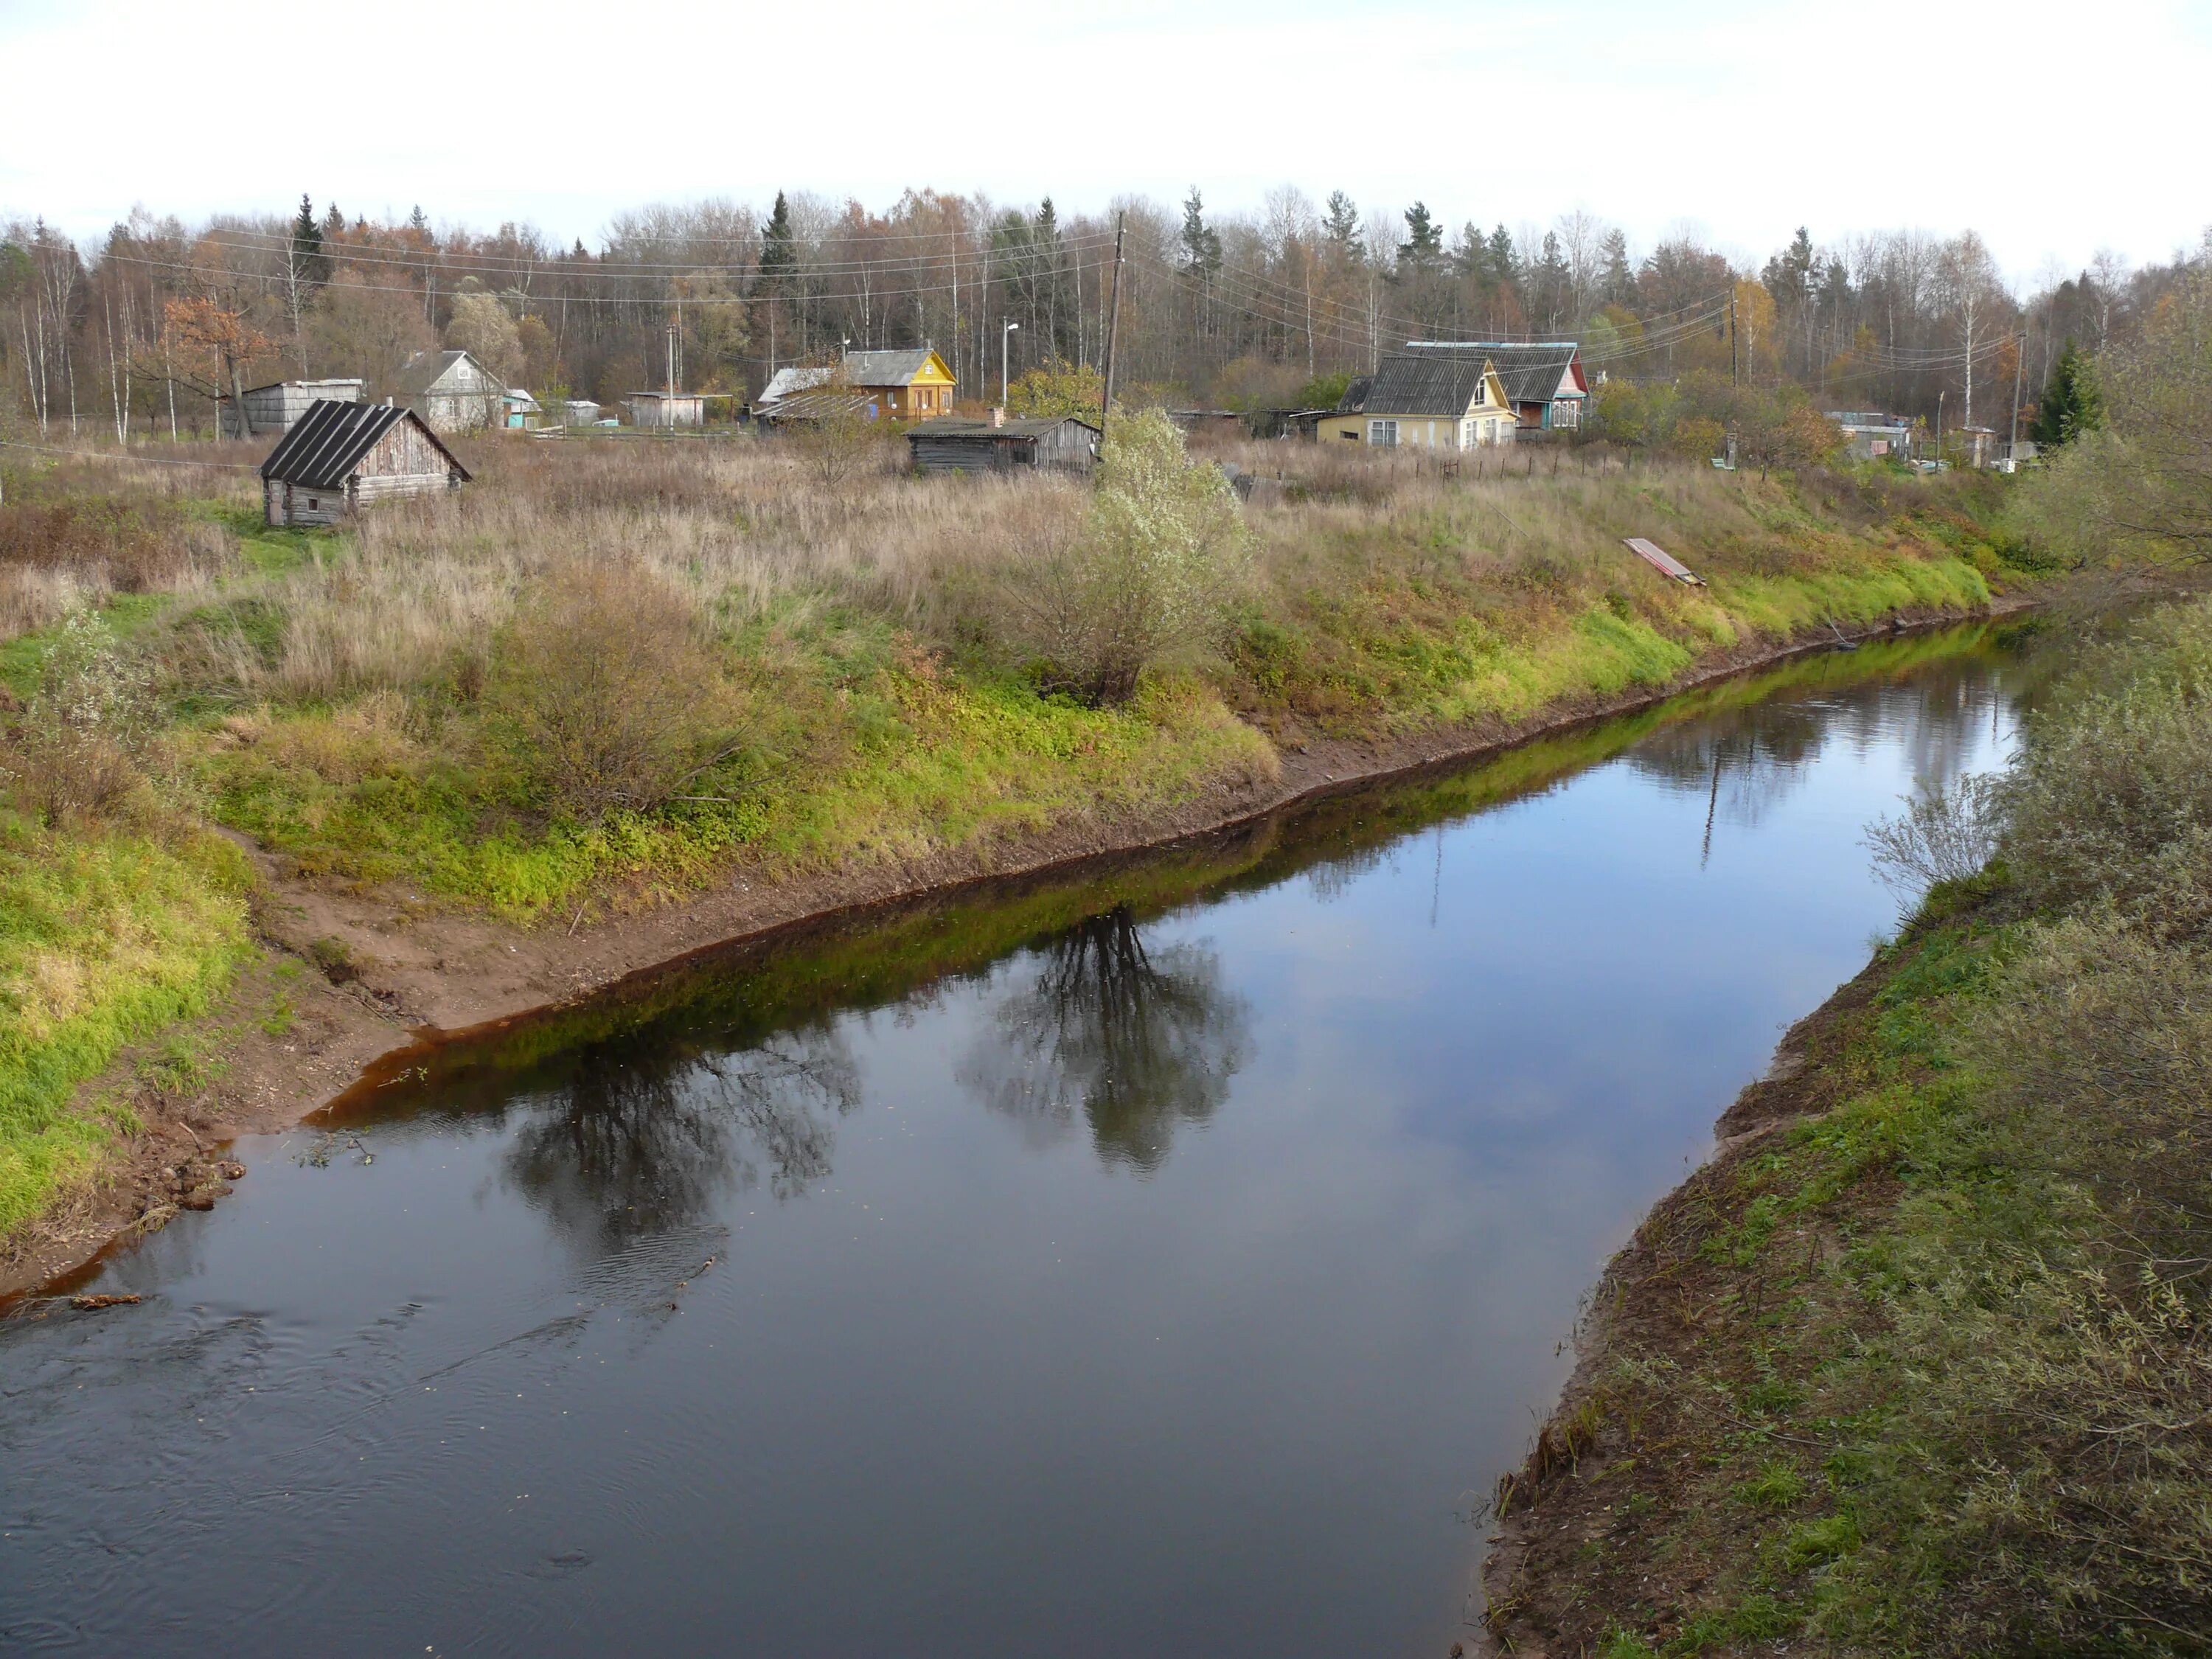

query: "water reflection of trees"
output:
960 905 1251 1174
502 1025 859 1253
1627 664 2011 852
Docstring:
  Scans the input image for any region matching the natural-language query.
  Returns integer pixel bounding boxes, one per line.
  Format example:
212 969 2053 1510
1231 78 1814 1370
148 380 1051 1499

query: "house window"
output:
1368 419 1398 448
1341 429 1360 441
1462 420 1476 449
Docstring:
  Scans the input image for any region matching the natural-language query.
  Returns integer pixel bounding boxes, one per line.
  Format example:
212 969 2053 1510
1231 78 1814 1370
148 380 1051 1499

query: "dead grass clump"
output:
0 493 234 639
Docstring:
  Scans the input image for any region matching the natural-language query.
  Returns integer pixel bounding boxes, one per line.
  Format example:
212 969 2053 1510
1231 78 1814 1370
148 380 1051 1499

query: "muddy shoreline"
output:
1 598 2027 1301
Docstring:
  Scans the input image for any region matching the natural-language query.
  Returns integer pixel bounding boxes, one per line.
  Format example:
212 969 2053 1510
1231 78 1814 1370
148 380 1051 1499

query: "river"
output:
0 625 2037 1657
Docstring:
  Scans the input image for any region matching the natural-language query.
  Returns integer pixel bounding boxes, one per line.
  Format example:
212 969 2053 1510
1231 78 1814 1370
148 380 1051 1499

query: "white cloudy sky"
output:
3 0 2204 282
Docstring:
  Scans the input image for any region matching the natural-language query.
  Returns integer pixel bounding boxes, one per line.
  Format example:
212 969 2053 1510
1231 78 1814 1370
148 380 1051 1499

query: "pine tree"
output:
1397 202 1442 276
1179 187 1222 279
290 193 329 291
321 201 344 243
1322 191 1361 250
2030 339 2104 448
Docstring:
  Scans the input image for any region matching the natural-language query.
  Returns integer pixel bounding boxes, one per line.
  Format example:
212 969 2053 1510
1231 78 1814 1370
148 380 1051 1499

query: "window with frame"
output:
1368 419 1398 448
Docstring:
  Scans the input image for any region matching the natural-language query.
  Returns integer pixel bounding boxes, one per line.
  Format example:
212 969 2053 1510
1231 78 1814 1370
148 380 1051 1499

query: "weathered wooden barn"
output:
258 400 470 526
906 414 1099 476
625 392 711 428
393 349 507 433
220 378 364 439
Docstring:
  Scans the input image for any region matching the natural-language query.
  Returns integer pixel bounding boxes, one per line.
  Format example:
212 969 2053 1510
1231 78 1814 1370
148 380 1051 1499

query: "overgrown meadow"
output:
0 422 2006 1241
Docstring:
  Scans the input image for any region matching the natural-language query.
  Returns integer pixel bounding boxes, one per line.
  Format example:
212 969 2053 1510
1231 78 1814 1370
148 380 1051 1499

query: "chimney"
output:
990 406 1005 428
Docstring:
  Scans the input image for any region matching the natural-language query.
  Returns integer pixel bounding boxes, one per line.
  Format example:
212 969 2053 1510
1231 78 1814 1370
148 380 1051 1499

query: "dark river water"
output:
1 626 2039 1657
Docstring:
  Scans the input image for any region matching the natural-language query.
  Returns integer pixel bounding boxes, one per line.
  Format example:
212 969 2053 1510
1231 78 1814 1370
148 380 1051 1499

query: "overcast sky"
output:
4 0 2205 285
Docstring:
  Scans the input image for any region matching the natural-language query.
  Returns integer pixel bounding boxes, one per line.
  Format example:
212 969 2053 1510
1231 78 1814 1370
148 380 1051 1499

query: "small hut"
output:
625 392 709 428
259 399 470 527
906 414 1100 476
220 378 365 439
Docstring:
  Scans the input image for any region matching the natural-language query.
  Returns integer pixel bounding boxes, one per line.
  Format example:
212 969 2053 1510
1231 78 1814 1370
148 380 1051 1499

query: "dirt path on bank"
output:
1 599 2025 1302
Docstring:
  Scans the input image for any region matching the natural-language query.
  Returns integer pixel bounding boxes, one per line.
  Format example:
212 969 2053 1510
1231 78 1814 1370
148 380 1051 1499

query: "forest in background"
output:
4 187 2205 443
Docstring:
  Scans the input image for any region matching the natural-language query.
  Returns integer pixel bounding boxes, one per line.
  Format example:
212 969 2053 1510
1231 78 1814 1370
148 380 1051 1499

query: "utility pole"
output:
1100 212 1125 450
1001 320 1019 410
2008 330 2026 465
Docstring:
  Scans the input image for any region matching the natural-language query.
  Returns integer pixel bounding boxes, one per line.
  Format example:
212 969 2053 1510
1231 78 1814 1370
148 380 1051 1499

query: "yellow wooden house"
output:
756 348 957 421
1315 352 1516 449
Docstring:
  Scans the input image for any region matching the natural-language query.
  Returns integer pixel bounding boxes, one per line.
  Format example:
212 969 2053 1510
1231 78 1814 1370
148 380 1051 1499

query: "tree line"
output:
2 188 2202 441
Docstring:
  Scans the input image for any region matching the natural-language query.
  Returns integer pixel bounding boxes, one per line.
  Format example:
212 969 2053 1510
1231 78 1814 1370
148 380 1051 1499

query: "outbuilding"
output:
258 398 470 527
220 378 365 439
906 413 1099 475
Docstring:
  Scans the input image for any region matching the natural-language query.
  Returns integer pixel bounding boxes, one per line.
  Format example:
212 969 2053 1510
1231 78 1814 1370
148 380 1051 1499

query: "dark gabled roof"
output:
906 414 1099 439
1408 341 1584 406
1335 375 1372 413
1360 353 1497 418
260 399 470 489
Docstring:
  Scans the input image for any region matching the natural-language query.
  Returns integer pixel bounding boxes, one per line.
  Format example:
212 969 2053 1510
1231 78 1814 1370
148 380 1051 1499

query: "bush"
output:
477 562 740 823
1004 408 1249 706
2 611 158 824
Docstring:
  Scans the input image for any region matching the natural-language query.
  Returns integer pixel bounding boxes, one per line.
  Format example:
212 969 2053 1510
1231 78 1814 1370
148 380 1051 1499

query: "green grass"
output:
0 815 253 1236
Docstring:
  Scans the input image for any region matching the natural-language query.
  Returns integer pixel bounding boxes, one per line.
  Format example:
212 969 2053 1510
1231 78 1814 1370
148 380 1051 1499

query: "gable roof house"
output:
1406 341 1590 431
220 378 365 439
393 349 507 434
1315 354 1516 449
755 348 956 422
258 399 470 526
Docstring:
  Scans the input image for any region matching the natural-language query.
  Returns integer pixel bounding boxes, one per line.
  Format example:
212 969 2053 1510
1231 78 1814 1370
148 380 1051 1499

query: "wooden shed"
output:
258 399 470 526
220 378 365 439
906 414 1100 476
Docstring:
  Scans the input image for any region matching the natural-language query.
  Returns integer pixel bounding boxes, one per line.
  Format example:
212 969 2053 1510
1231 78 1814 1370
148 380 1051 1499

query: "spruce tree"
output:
1486 224 1517 286
290 193 328 291
1599 229 1634 306
2030 339 2104 448
1179 187 1221 279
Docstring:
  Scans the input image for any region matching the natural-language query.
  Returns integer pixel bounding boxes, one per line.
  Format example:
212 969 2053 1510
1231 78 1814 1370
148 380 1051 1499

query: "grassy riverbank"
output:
1485 596 2212 1655
1 427 2012 1254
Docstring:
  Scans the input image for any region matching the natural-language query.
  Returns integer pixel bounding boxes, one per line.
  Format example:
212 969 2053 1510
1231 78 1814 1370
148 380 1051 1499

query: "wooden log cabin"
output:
258 399 470 526
906 414 1100 476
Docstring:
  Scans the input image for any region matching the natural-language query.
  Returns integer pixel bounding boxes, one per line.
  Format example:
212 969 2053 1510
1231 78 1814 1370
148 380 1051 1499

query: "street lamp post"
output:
1002 321 1020 410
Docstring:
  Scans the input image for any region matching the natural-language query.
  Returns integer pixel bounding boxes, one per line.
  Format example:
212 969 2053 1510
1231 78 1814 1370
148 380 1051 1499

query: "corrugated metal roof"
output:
757 388 880 422
1335 375 1372 413
260 399 470 490
1408 341 1583 406
1360 353 1496 417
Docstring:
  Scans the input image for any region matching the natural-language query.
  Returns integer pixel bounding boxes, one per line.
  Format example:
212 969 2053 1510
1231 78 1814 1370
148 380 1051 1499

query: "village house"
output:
392 348 507 434
258 399 470 527
906 412 1100 476
1407 341 1590 432
503 388 541 429
756 348 957 422
562 398 602 426
1315 353 1517 449
219 378 364 439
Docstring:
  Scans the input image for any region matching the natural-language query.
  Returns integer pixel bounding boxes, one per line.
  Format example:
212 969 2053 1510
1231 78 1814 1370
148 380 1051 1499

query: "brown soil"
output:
0 599 2020 1304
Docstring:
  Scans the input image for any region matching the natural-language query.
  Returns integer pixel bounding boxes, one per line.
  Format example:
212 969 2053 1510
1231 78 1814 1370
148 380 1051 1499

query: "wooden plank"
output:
1623 536 1705 586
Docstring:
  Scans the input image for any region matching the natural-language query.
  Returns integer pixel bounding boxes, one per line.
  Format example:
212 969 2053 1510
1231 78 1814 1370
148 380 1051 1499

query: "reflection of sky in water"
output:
0 644 2023 1659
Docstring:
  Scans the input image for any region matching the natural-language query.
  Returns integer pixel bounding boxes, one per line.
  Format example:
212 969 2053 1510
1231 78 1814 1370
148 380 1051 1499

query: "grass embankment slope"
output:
1 431 2013 1253
1485 598 2212 1655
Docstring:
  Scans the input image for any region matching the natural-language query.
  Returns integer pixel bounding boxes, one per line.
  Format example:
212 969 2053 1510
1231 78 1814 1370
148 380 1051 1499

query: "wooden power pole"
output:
1100 212 1126 452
